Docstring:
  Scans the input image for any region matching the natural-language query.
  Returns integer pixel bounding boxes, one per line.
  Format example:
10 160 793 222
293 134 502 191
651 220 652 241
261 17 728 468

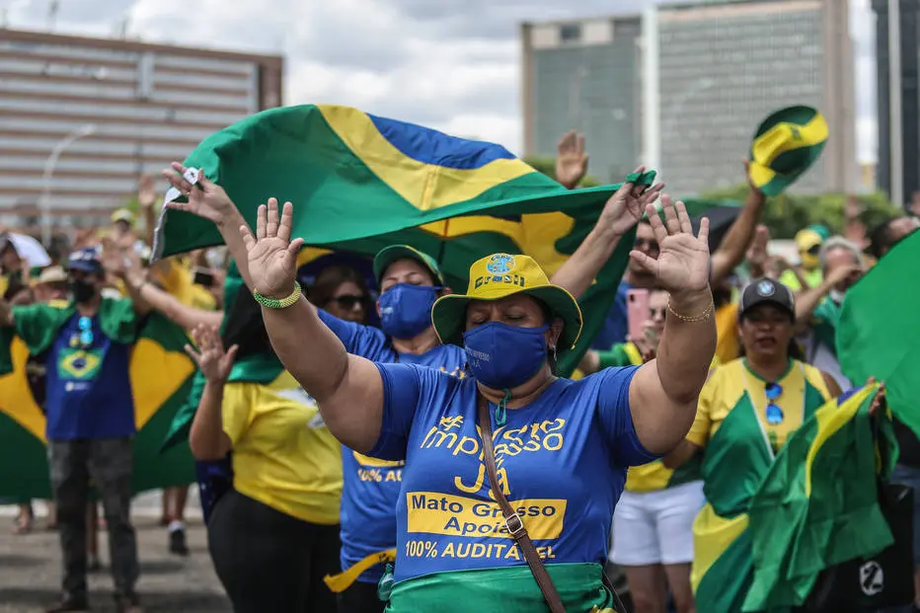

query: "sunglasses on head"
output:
765 381 783 425
329 295 366 309
634 237 660 252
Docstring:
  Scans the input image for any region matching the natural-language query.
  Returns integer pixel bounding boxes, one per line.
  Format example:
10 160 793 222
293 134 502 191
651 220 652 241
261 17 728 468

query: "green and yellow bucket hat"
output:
431 253 583 354
373 245 446 286
749 105 828 196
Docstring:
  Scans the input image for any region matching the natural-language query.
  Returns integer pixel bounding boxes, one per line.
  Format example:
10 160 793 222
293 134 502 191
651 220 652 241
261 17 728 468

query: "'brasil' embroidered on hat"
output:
431 253 583 355
749 105 828 196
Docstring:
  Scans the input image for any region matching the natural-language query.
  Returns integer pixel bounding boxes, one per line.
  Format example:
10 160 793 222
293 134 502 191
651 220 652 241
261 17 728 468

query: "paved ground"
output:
0 492 230 613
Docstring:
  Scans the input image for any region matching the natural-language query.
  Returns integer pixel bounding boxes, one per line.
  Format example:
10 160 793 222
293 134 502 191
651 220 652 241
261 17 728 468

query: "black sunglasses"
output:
329 295 367 309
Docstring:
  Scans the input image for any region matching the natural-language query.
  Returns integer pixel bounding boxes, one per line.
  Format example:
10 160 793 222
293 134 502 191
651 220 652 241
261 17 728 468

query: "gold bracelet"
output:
667 298 714 323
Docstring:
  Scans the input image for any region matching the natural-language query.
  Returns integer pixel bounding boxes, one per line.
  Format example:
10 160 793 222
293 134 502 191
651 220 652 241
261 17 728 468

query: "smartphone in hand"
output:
192 267 215 287
626 289 651 343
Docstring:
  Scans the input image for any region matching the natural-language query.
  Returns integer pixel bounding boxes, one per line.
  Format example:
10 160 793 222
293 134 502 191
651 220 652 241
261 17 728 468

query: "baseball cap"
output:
739 277 795 319
67 247 103 274
111 208 135 225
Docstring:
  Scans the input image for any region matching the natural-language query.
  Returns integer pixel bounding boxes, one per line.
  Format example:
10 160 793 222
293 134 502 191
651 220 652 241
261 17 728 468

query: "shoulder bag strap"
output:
476 393 567 613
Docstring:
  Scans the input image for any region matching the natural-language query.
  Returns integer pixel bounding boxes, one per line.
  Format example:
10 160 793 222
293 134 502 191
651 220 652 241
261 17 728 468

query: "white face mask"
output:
829 289 846 304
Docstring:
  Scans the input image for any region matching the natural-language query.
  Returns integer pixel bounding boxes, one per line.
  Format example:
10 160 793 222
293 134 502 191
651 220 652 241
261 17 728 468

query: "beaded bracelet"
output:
253 282 302 309
667 298 714 323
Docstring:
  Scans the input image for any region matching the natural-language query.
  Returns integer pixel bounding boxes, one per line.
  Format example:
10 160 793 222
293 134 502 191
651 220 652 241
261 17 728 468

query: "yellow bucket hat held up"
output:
748 105 828 196
431 253 583 355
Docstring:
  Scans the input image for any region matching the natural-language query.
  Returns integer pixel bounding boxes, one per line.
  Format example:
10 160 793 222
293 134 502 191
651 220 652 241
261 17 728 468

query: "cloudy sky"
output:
3 0 879 162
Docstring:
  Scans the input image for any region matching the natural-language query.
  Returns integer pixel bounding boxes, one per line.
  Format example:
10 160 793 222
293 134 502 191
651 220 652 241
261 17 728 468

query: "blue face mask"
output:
379 284 441 339
463 322 550 390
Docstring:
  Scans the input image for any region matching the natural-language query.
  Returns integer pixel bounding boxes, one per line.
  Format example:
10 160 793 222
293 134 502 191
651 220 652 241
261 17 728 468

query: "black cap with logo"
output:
739 277 795 319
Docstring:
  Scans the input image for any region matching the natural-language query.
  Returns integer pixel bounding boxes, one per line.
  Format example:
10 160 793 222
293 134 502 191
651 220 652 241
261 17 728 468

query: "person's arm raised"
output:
162 163 255 290
549 166 664 300
240 200 385 452
185 324 237 461
627 197 717 454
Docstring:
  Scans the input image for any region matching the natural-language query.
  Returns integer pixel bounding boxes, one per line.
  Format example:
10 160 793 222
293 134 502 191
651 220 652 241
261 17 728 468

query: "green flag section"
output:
692 385 894 612
838 230 920 437
0 311 197 499
152 104 650 381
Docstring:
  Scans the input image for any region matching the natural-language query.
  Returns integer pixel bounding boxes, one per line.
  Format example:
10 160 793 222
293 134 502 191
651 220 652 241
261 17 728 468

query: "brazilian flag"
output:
0 308 196 498
152 104 652 381
838 231 920 437
693 384 895 612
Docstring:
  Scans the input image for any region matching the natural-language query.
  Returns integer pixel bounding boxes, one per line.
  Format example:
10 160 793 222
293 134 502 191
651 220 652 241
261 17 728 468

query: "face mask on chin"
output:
70 278 97 304
463 322 550 390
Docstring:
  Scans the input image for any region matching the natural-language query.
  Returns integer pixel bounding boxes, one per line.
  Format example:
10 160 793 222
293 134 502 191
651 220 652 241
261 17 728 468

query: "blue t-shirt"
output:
591 280 632 349
368 362 657 583
319 310 467 584
45 313 135 441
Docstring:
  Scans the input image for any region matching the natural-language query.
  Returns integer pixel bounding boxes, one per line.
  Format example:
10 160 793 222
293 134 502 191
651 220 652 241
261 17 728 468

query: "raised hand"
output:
99 237 128 279
631 196 710 296
746 224 770 272
599 165 665 236
555 131 589 189
240 198 304 300
184 324 238 383
138 174 156 210
162 162 236 224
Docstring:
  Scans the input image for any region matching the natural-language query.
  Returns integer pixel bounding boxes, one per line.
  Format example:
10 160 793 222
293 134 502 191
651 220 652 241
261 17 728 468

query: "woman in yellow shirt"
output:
668 278 842 613
185 303 342 613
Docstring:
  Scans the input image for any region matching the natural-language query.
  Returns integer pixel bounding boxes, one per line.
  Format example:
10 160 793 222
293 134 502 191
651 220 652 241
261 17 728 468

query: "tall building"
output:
521 0 857 196
0 28 283 230
521 16 644 184
873 0 918 207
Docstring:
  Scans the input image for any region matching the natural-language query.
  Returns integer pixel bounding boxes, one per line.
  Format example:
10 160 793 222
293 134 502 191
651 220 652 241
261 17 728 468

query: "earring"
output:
550 345 557 361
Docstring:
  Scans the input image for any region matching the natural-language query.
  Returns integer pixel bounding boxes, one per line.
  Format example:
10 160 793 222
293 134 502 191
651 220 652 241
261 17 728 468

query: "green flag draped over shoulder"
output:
0 308 196 498
743 384 895 611
152 104 649 381
838 231 920 437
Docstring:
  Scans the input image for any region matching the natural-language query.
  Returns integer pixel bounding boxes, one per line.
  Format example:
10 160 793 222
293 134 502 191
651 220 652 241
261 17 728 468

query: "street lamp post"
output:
40 124 96 247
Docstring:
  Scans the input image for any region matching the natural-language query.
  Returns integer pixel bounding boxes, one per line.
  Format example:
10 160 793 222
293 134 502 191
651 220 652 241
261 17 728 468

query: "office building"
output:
873 0 918 207
521 0 857 195
0 28 283 230
521 16 644 184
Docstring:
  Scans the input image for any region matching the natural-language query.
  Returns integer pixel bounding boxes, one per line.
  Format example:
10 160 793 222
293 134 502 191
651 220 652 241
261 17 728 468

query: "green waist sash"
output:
385 563 616 613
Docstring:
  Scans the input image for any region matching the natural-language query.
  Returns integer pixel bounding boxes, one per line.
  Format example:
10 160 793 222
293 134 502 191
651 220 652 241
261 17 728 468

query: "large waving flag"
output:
153 104 648 377
0 311 197 498
692 385 894 612
838 230 920 437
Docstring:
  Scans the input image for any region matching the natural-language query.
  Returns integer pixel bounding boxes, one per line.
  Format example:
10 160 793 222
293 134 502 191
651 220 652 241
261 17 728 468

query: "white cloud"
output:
5 0 879 165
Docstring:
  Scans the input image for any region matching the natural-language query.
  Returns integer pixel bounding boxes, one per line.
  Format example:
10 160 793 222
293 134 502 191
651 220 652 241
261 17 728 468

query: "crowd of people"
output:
0 130 918 613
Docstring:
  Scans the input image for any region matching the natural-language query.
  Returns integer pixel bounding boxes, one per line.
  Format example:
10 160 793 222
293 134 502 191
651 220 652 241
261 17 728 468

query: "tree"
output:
524 156 602 188
697 184 901 240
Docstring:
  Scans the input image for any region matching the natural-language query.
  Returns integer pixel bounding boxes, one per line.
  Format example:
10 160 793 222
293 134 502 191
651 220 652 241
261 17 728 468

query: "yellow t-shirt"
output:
687 358 831 453
222 371 343 525
714 302 740 365
778 268 823 292
154 258 216 311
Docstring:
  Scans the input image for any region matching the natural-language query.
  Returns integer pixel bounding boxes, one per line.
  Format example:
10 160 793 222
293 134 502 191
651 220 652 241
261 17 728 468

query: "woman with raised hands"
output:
236 195 715 612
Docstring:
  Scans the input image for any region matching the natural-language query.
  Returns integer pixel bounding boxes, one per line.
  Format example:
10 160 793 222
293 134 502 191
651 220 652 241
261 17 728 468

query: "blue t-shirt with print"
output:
319 310 467 584
368 362 658 583
44 313 135 441
591 280 632 349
